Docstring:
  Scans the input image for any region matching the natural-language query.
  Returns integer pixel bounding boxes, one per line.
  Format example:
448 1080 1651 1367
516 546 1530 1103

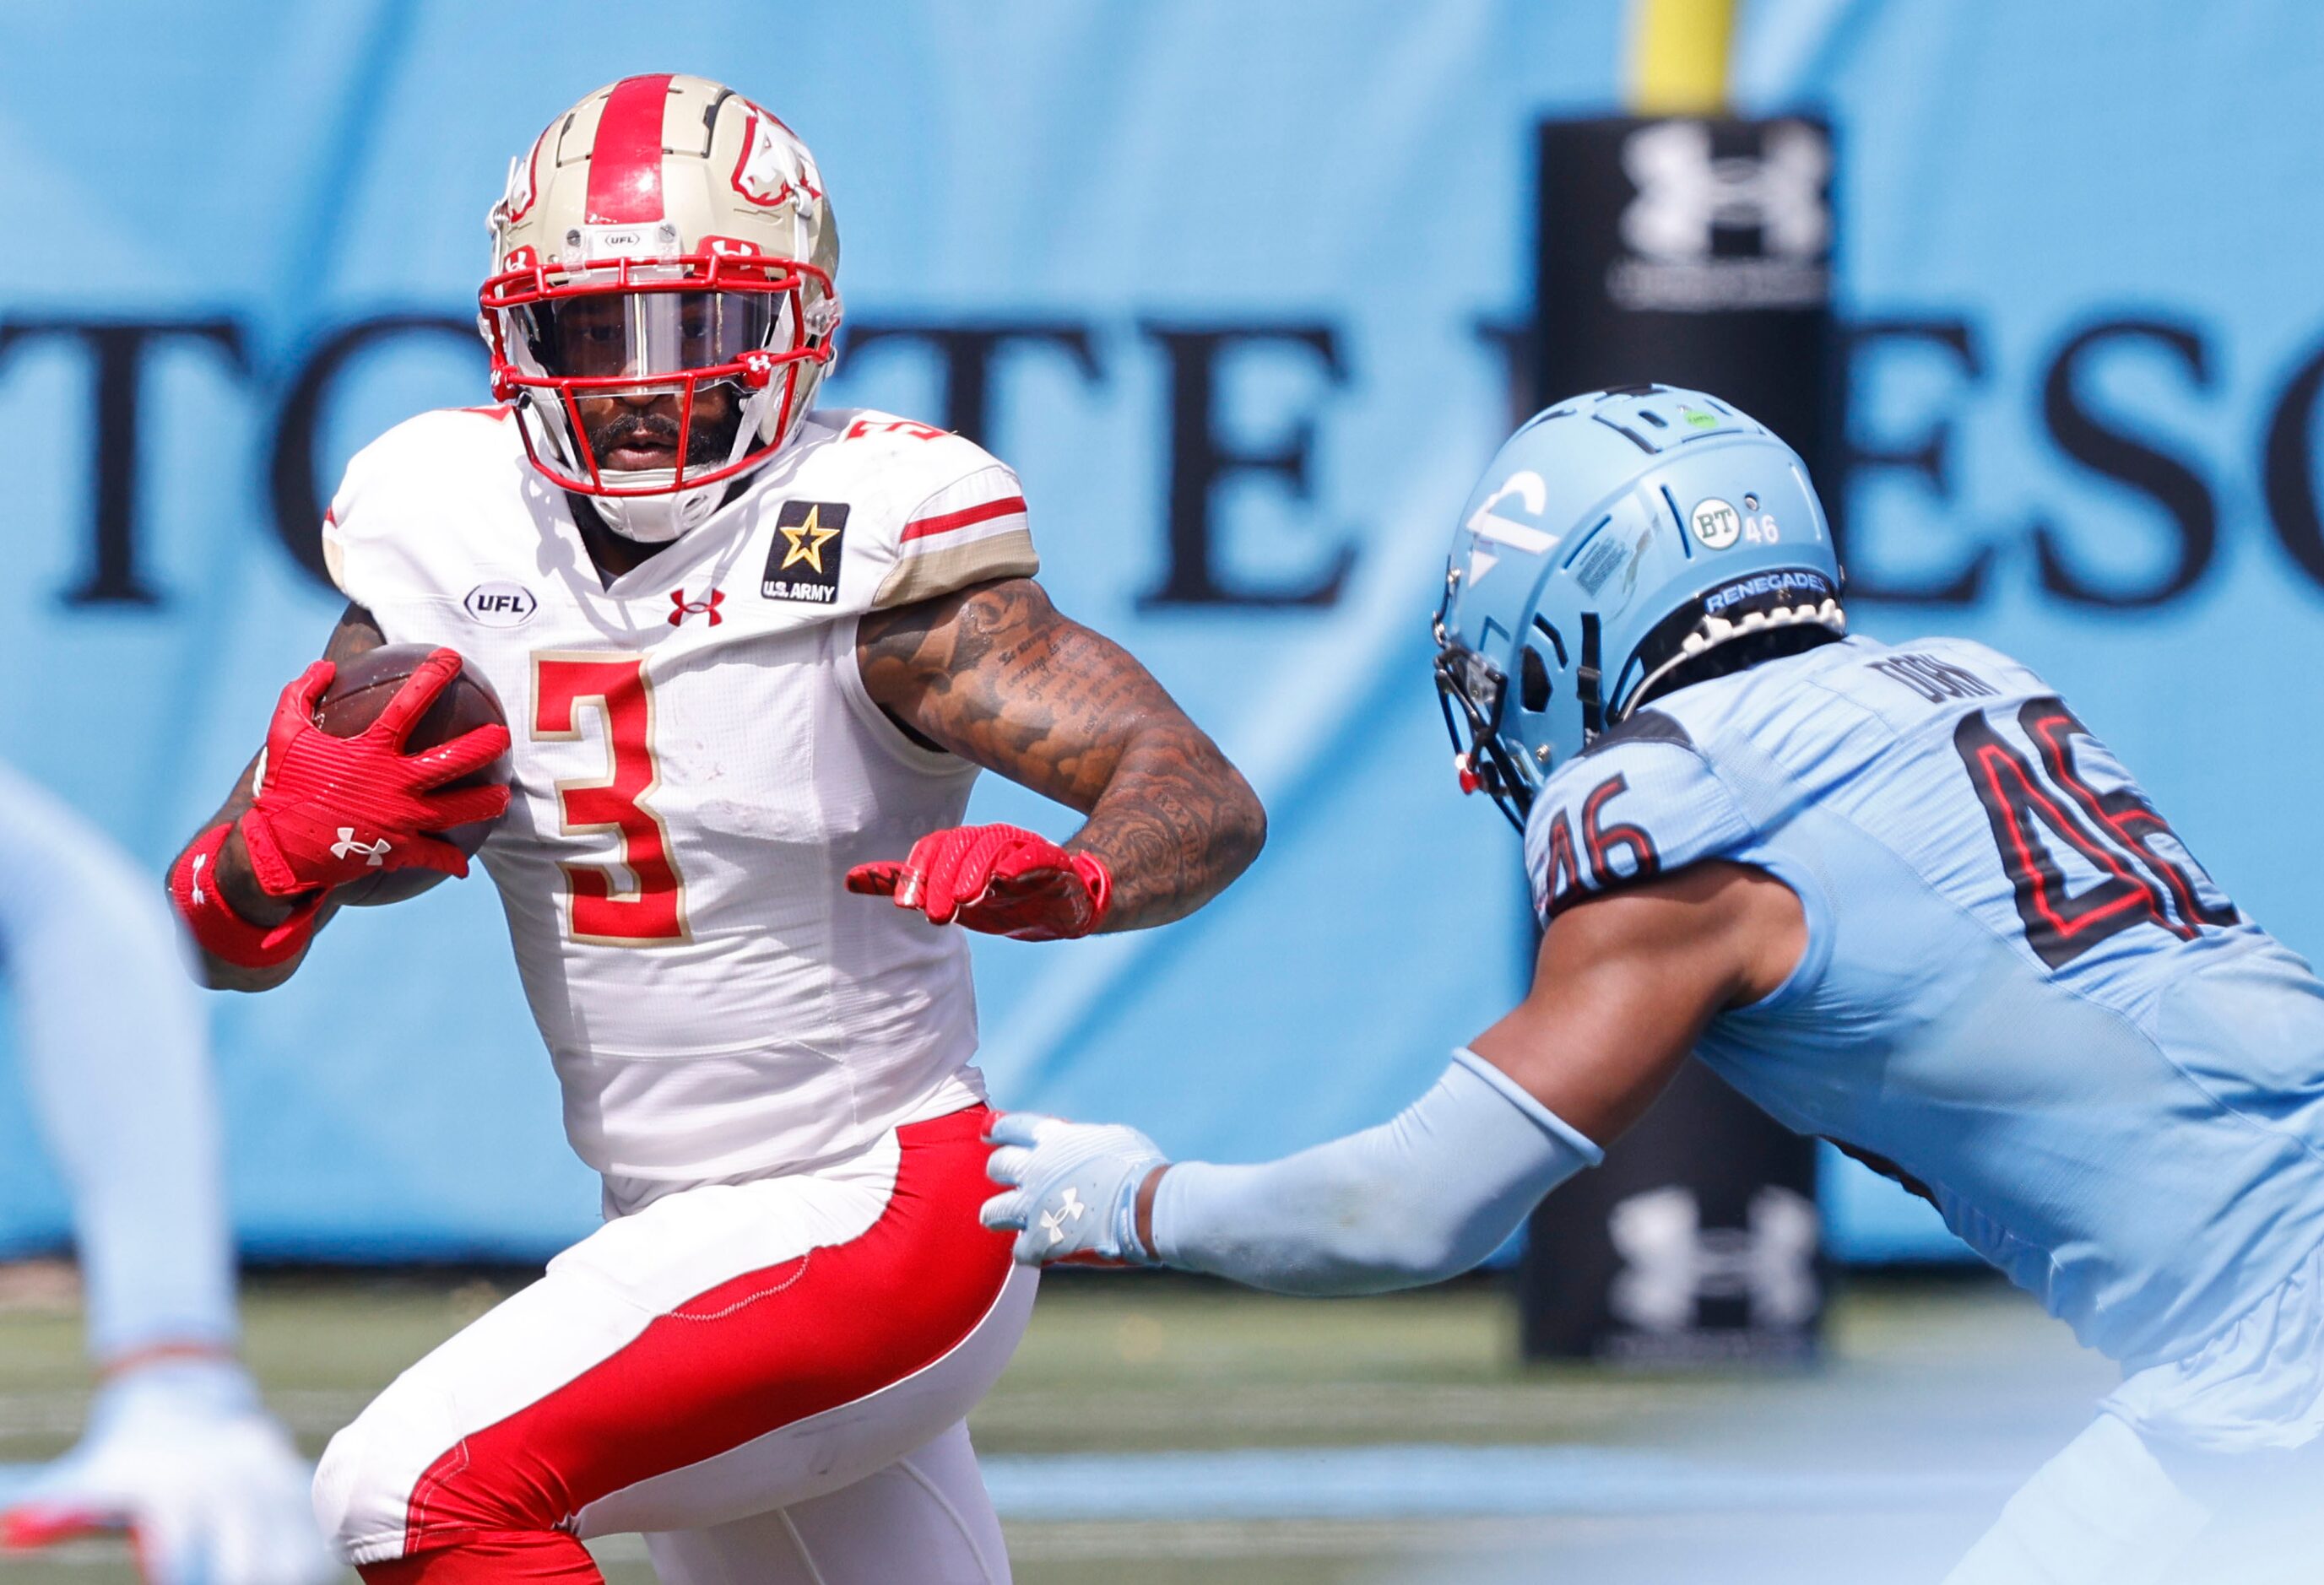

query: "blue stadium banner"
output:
0 3 2319 1267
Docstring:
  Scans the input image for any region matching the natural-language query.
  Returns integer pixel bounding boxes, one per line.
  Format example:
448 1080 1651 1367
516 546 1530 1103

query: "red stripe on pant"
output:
360 1107 1013 1583
361 1534 598 1585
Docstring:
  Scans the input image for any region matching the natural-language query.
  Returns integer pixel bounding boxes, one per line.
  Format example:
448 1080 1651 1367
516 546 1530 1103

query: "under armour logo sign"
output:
669 587 725 627
331 828 392 868
1039 1187 1090 1249
1620 121 1829 262
1607 1185 1818 1333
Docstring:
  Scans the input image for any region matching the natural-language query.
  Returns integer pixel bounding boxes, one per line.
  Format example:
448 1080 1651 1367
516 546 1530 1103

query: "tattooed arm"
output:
171 604 384 991
856 577 1265 932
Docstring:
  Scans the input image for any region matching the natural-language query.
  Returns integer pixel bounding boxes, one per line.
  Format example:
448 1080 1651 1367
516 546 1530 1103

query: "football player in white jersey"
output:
163 75 1265 1585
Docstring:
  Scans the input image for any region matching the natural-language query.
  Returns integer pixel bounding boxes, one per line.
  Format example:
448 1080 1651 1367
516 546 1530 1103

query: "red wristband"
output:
168 825 322 970
1070 851 1114 934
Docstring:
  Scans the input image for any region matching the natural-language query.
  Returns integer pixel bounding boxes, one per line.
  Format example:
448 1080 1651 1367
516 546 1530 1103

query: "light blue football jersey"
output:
1522 634 2324 1367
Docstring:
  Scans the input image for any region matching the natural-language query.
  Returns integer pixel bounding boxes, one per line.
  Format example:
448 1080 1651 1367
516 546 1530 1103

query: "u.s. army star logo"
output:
762 500 851 603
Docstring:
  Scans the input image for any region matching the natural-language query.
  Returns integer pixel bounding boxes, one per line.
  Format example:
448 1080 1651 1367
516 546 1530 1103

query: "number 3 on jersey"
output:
533 654 690 945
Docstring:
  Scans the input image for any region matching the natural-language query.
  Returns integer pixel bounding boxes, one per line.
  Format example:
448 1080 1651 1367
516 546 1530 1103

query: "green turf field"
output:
0 1266 2105 1583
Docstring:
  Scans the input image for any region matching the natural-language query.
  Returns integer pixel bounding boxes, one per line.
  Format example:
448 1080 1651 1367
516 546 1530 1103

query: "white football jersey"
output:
319 406 1040 1190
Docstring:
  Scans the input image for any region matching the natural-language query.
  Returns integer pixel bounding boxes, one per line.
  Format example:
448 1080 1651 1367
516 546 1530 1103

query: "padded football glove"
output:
981 1111 1165 1265
237 652 511 898
847 823 1112 940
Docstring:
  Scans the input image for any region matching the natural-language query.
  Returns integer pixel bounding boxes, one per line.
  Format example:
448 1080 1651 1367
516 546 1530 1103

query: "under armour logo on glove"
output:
1039 1187 1091 1248
981 1113 1166 1268
236 652 512 899
329 829 392 868
845 824 1113 941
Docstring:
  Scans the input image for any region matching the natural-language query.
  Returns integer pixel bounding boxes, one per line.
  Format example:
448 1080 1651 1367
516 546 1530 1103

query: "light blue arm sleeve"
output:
1148 1049 1603 1296
0 765 236 1360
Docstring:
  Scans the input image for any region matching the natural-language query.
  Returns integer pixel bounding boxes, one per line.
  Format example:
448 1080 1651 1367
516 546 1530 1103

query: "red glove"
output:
237 652 512 899
168 824 323 969
847 824 1113 941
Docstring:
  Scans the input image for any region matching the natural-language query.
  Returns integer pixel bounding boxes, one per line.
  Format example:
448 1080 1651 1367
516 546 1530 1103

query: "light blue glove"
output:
981 1112 1169 1265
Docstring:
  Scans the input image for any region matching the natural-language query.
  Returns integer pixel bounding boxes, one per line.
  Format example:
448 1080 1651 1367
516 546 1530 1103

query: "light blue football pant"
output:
1947 1411 2324 1584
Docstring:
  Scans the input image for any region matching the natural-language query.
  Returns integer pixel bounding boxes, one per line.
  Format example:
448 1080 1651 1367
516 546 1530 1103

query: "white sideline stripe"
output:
1 1442 2013 1529
0 1441 2015 1562
974 1444 2016 1522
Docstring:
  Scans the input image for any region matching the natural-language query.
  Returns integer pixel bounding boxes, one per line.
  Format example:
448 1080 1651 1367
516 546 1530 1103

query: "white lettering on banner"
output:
1607 1185 1819 1333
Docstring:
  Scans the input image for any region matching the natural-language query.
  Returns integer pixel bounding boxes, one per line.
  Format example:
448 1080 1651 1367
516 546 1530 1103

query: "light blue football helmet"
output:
1434 385 1845 827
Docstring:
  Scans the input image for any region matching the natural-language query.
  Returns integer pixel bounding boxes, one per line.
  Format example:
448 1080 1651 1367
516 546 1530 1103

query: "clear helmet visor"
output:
512 288 784 381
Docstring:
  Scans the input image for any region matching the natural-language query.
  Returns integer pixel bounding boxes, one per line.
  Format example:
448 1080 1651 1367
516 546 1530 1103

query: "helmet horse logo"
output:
731 107 824 211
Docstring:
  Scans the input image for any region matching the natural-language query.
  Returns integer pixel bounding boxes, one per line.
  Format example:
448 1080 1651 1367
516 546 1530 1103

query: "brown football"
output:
311 644 511 906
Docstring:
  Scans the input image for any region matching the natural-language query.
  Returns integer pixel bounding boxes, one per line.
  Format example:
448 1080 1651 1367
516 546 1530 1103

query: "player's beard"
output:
581 384 748 477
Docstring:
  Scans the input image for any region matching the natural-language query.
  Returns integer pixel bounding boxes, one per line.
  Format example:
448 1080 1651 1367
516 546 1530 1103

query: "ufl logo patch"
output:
761 501 850 603
463 582 539 626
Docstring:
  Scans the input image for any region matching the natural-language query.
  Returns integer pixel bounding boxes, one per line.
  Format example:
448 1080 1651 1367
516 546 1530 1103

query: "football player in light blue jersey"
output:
0 763 327 1584
983 386 2324 1581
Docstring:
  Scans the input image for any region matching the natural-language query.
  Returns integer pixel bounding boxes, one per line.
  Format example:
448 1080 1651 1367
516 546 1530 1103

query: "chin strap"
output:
1579 613 1606 742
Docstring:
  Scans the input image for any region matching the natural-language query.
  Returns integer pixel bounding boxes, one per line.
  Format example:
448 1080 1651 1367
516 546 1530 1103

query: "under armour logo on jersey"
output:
1039 1187 1091 1248
669 587 726 627
1606 1185 1819 1333
330 828 392 868
1620 121 1829 262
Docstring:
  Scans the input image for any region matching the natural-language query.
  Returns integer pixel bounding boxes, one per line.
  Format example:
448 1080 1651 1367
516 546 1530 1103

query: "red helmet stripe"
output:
585 74 674 224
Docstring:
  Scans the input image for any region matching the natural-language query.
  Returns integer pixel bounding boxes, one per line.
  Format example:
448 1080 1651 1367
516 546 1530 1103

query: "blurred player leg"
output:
316 1107 1032 1580
1942 1414 2208 1585
1952 1246 2324 1582
0 763 327 1584
642 1421 1009 1585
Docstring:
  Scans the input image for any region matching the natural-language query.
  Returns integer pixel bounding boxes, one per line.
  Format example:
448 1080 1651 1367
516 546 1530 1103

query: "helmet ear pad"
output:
1512 618 1568 773
1519 643 1553 714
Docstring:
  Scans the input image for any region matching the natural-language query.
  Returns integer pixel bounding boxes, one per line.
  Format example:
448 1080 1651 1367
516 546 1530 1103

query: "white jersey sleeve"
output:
319 406 527 613
811 413 1039 610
